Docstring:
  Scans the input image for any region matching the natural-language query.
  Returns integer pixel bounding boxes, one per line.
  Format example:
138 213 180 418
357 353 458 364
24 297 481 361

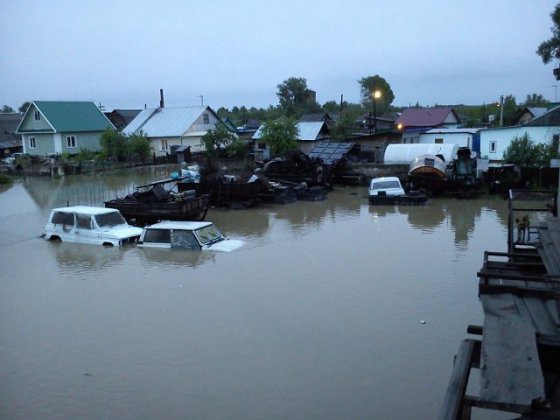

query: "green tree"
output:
523 93 549 107
1 105 15 113
277 77 318 117
128 131 152 162
200 125 237 156
503 132 558 167
225 138 248 159
537 3 560 64
358 75 395 115
496 95 520 126
19 102 31 113
329 113 356 141
322 100 341 115
100 128 128 160
503 133 538 165
260 117 299 156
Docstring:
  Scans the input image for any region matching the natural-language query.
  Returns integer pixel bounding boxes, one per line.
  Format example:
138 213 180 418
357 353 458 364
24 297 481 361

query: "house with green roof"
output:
16 101 115 156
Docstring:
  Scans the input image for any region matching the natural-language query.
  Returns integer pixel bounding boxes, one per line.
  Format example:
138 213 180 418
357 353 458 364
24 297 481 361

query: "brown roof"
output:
395 107 460 127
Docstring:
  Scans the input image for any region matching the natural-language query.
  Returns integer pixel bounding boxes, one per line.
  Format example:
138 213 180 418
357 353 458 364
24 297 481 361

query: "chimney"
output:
159 89 165 108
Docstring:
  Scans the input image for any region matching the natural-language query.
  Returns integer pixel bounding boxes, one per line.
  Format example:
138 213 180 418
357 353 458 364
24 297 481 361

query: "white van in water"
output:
44 206 143 246
138 221 244 252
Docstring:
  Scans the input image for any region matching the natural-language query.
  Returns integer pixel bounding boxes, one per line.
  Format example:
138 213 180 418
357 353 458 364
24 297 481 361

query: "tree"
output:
537 3 560 64
358 75 395 115
523 93 549 107
260 117 299 156
329 113 356 141
1 105 14 113
503 132 557 167
200 125 236 156
497 95 520 126
19 102 31 113
128 131 152 162
100 128 128 160
276 77 318 116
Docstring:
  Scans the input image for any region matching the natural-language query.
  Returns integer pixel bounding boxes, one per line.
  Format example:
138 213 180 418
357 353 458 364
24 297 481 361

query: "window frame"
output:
34 110 41 121
29 136 36 149
66 135 77 149
203 113 210 124
489 141 497 153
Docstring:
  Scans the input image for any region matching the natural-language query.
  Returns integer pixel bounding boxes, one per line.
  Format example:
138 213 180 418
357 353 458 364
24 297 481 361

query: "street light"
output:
372 90 381 134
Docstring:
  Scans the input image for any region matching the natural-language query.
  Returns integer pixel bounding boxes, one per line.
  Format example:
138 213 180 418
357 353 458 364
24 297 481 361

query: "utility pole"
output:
499 95 504 127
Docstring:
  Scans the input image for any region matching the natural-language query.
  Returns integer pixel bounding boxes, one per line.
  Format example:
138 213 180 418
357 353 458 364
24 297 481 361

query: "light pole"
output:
372 90 381 134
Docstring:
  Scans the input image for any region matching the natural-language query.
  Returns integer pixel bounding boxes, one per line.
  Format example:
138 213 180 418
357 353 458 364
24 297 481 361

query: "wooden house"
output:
16 101 115 156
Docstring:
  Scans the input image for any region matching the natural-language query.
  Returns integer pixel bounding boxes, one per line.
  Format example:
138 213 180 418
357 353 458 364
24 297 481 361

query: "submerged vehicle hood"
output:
100 225 143 239
203 239 245 252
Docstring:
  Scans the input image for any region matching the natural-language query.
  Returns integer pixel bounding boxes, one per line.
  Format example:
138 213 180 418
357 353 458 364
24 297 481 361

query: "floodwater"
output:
0 166 513 419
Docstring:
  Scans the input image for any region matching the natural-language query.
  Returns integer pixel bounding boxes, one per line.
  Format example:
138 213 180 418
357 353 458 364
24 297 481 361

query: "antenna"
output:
553 85 558 102
198 95 204 106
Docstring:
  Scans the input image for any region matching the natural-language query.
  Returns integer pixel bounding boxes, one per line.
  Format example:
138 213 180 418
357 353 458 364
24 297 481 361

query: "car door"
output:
76 213 97 244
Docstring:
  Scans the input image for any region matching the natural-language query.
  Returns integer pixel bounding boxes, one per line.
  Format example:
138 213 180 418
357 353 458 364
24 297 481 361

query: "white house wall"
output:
480 126 560 161
185 111 219 134
418 132 472 148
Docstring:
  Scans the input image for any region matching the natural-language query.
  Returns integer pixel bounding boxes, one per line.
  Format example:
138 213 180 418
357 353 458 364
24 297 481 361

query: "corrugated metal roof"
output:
123 106 207 137
252 121 328 141
27 101 114 133
297 121 326 141
308 141 354 164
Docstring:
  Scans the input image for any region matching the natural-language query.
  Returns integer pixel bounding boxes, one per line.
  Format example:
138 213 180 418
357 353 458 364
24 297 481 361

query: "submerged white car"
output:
44 206 143 246
368 176 405 197
138 221 244 252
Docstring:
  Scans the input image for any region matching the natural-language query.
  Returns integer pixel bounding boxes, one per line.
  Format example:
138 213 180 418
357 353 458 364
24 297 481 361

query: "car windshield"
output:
195 224 224 245
372 181 400 190
95 211 127 228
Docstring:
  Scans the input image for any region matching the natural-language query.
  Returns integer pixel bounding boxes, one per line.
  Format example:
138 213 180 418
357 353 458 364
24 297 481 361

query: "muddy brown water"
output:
0 166 512 419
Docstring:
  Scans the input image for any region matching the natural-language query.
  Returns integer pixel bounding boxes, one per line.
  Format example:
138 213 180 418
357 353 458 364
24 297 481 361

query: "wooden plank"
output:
479 294 546 407
438 339 478 420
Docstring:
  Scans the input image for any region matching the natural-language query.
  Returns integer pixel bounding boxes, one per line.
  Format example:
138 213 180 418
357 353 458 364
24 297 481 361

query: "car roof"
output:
51 206 121 215
371 176 400 183
145 221 213 230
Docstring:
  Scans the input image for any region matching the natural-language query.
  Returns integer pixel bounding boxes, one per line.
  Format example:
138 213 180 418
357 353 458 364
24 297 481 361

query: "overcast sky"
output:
1 0 559 111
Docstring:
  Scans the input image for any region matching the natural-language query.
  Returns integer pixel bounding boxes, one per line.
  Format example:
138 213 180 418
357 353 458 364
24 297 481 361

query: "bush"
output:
0 174 13 185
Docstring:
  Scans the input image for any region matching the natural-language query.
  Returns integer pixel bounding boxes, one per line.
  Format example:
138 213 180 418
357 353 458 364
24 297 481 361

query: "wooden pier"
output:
440 190 560 419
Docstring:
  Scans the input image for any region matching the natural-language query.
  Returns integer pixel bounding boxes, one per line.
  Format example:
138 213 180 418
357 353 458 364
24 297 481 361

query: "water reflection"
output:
367 196 509 249
138 247 215 268
206 207 271 239
47 241 128 272
22 165 181 209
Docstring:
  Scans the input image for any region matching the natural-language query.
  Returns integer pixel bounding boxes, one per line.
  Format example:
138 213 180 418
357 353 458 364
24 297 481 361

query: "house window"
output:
66 135 76 148
160 139 168 151
489 141 497 153
29 137 36 148
435 138 443 144
34 111 41 121
203 113 209 124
